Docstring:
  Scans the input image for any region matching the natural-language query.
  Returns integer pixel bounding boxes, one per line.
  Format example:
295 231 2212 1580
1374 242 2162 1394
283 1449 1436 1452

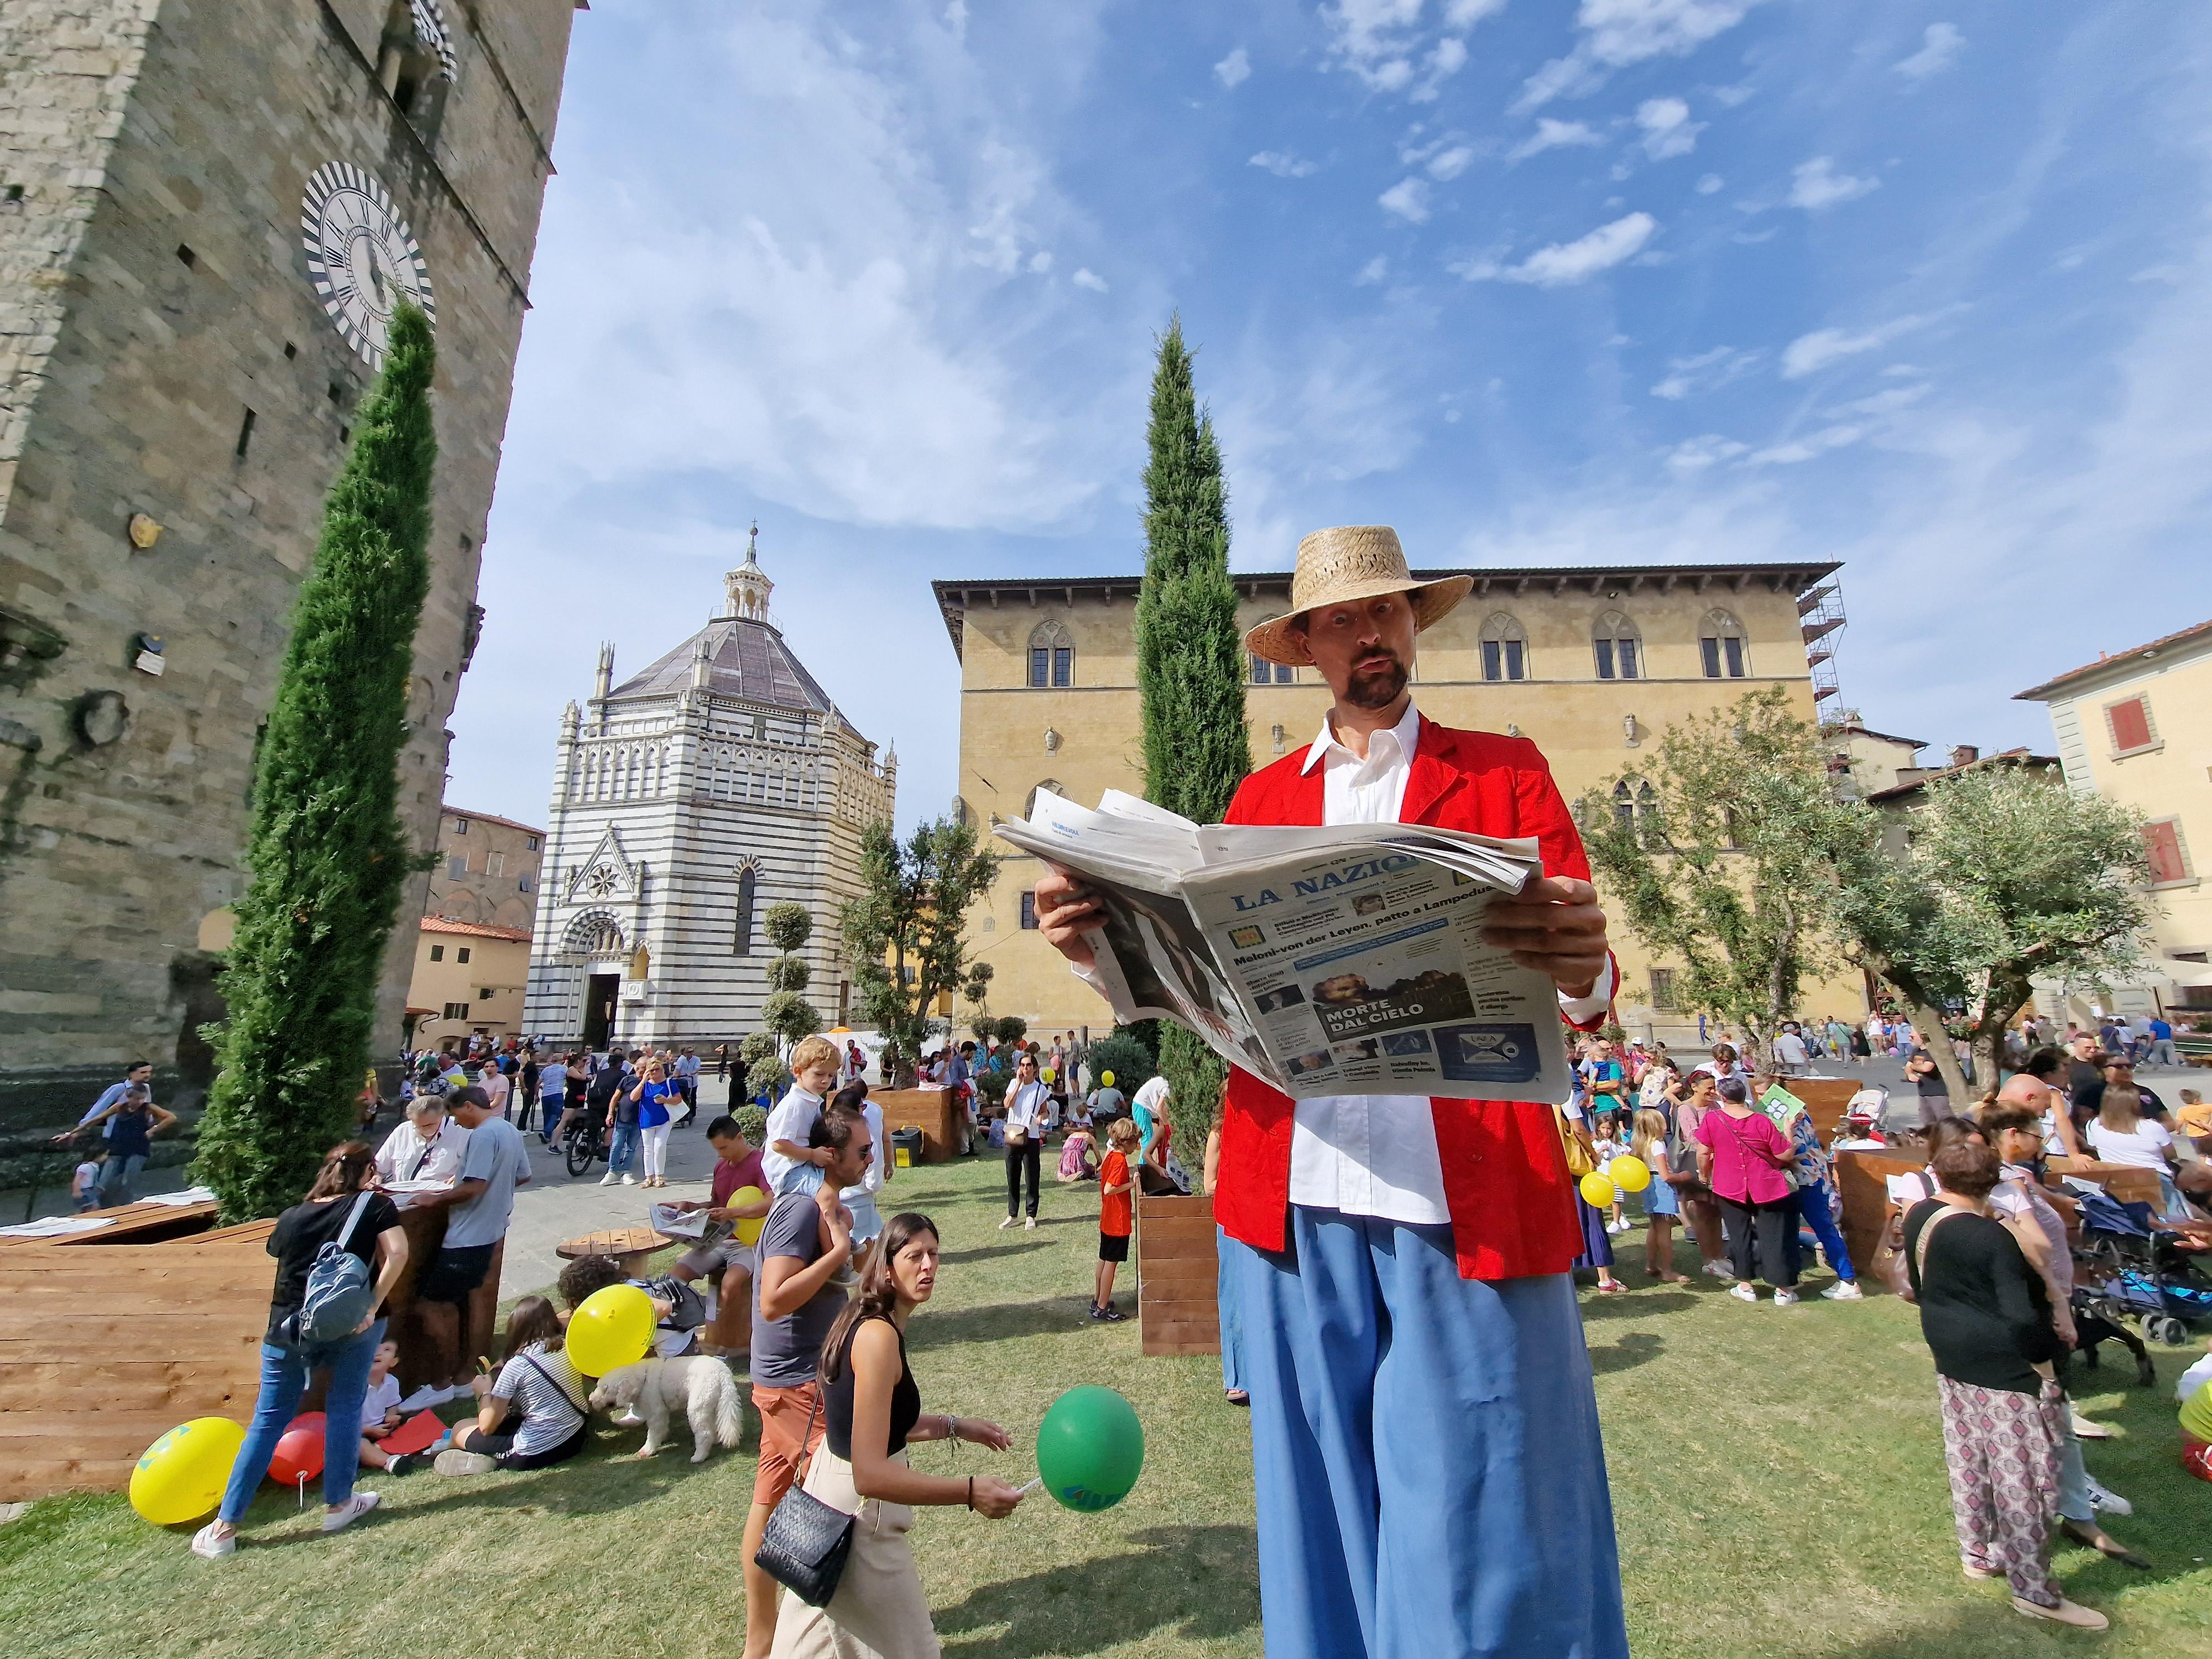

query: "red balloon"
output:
267 1412 327 1486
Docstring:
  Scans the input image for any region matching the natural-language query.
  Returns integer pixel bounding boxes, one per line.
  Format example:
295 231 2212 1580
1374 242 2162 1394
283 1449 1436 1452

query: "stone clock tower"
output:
0 1 582 1120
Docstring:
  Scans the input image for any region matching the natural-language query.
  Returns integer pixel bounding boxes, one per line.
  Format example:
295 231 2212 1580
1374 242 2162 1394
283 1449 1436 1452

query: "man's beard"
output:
1343 649 1410 710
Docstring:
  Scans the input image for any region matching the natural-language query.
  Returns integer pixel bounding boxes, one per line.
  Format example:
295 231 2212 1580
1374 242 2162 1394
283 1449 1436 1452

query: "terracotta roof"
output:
2014 617 2212 702
1864 748 2060 804
442 807 545 838
420 916 533 942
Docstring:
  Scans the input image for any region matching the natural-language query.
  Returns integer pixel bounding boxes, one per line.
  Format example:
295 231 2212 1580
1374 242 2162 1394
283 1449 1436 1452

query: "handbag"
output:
1554 1108 1594 1177
753 1388 854 1608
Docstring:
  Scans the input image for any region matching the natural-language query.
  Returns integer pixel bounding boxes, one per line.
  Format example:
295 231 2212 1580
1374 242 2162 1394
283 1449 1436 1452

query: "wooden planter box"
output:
1136 1191 1219 1357
872 1087 962 1164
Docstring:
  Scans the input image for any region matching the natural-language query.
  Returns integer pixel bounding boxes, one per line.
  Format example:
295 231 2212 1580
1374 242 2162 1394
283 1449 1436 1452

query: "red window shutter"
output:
2144 821 2187 885
2109 696 2152 752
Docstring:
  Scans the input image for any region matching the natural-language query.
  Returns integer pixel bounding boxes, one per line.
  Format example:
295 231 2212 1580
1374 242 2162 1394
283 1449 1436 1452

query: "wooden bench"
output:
555 1225 674 1278
1136 1192 1219 1357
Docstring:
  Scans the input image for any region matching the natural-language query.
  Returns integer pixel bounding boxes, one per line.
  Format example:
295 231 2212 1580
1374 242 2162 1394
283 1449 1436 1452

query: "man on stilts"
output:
1034 526 1630 1659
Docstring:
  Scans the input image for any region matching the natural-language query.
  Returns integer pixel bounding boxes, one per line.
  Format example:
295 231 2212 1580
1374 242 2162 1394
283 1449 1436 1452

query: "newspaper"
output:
994 789 1573 1103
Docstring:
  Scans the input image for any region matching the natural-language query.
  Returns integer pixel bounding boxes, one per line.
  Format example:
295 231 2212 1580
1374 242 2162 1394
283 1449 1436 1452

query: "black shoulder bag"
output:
753 1387 854 1607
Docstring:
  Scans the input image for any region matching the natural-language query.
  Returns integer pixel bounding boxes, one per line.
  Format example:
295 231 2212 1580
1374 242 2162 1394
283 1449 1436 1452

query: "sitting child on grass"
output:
1057 1117 1098 1185
434 1296 592 1475
355 1338 431 1475
557 1254 709 1360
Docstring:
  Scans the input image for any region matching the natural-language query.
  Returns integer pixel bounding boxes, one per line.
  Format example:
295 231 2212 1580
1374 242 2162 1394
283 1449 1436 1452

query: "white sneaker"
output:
2069 1411 2112 1441
1729 1282 1760 1303
622 1173 636 1185
999 1216 1018 1230
1772 1288 1799 1307
1822 1280 1864 1301
2085 1477 2132 1516
434 1449 497 1476
190 1522 236 1559
1024 1217 1038 1230
320 1491 379 1533
1702 1261 1736 1281
397 1383 456 1412
598 1172 616 1186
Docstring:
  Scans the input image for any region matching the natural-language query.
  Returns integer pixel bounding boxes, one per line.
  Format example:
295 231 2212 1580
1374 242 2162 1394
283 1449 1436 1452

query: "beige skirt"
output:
768 1447 940 1659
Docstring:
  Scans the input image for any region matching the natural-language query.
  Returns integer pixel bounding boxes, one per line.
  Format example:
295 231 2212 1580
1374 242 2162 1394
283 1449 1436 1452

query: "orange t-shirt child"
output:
1099 1149 1134 1263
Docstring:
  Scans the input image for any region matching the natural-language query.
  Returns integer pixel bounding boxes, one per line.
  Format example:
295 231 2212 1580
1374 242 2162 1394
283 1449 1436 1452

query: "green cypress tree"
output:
1133 317 1249 1156
194 305 439 1219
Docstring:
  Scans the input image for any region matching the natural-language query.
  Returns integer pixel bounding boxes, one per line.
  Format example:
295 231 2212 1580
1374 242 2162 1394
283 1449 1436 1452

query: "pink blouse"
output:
1695 1108 1793 1204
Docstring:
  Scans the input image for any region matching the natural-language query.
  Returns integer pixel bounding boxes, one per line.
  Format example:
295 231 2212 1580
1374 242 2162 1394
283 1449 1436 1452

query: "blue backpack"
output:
295 1191 378 1343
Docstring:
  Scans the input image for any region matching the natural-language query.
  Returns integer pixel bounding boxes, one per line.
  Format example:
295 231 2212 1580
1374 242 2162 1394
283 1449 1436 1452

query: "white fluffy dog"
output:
589 1356 744 1464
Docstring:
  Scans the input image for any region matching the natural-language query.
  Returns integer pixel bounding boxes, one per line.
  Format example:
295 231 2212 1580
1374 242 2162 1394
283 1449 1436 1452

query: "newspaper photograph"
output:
995 789 1573 1103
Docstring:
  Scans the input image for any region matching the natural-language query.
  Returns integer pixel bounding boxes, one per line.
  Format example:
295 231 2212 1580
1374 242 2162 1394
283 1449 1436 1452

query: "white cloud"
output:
1455 211 1657 285
1635 97 1703 161
1324 0 1500 96
1781 314 1925 378
1354 254 1391 285
1893 22 1963 81
1650 343 1761 399
1428 144 1477 180
1250 150 1319 178
1665 433 1749 474
1071 267 1109 291
1214 46 1251 88
1748 422 1864 466
1411 35 1470 102
1835 384 1929 417
1379 177 1433 222
1027 249 1053 273
942 0 967 43
1509 118 1604 161
1694 171 1723 194
1517 0 1764 111
1788 156 1880 211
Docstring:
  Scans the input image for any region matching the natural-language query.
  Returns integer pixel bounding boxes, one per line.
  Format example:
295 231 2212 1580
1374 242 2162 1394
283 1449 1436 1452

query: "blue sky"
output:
452 0 2212 832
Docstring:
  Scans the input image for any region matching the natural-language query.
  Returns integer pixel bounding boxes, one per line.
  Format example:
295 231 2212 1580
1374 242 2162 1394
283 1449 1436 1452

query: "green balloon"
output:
1036 1385 1144 1511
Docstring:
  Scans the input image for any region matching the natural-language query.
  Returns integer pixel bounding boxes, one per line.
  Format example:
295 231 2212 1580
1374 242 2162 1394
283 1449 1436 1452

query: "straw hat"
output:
1243 526 1474 667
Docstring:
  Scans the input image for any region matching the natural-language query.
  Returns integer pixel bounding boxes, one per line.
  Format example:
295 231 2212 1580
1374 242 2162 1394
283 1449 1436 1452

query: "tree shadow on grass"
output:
1579 1290 1697 1320
1587 1332 1665 1375
910 1298 1084 1349
936 1523 1259 1657
940 1238 1058 1267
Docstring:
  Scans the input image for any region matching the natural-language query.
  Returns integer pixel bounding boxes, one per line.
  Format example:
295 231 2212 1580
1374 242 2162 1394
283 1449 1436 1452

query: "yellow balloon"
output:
728 1184 768 1247
1608 1155 1652 1194
1099 1070 1114 1087
1578 1172 1619 1209
566 1282 656 1376
130 1416 245 1526
1041 1067 1056 1083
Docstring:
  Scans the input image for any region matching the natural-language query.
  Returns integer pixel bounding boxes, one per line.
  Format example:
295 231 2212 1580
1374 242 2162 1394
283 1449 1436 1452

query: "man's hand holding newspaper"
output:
1006 789 1588 1104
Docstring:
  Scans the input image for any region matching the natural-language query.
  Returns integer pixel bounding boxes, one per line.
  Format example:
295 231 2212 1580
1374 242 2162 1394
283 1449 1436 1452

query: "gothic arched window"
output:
1699 609 1748 679
1593 611 1641 681
1027 620 1073 688
1025 779 1063 820
733 863 758 957
1480 612 1528 682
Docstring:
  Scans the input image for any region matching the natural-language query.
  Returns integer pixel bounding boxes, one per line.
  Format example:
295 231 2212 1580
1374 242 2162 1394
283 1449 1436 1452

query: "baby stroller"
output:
2071 1184 2212 1348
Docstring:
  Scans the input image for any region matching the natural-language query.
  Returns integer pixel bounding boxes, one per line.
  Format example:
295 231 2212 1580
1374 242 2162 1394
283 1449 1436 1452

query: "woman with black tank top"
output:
768 1213 1026 1659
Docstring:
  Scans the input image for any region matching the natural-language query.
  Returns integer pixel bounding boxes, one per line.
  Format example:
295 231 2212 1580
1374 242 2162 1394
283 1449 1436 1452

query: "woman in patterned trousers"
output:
1904 1135 2108 1630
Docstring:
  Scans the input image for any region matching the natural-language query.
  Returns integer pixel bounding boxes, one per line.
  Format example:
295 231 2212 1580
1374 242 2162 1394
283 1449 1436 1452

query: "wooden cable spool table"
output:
555 1225 681 1277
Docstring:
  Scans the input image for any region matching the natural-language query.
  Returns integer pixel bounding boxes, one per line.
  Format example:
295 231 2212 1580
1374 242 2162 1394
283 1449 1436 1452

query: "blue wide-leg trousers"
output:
1225 1206 1627 1659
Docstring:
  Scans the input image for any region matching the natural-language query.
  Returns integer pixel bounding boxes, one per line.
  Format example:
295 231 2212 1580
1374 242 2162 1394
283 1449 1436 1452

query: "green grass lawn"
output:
4 1156 2208 1657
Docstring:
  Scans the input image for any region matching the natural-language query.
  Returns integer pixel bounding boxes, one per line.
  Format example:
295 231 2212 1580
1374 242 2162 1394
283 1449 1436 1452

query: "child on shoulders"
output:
760 1035 844 1197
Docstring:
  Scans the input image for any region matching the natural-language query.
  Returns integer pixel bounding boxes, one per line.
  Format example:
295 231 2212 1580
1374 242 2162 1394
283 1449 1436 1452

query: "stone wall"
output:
0 0 576 1127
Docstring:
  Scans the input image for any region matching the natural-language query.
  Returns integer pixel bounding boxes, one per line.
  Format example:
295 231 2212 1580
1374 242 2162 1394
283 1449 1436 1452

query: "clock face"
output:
409 0 458 79
300 163 436 369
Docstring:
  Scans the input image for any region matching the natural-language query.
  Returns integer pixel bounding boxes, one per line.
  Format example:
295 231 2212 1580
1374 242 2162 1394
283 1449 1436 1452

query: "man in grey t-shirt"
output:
399 1087 531 1411
742 1102 872 1659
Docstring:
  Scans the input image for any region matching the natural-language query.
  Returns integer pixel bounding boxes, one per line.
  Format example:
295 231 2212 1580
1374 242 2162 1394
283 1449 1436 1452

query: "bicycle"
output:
562 1112 609 1179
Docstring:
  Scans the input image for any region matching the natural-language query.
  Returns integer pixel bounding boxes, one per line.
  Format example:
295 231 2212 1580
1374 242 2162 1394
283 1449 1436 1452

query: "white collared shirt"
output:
374 1117 471 1199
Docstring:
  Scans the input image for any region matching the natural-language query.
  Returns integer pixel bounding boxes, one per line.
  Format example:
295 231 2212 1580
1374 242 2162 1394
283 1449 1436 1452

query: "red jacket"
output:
1215 716 1612 1281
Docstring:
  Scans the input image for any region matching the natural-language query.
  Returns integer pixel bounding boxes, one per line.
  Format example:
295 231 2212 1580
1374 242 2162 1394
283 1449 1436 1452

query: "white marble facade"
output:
522 536 895 1049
